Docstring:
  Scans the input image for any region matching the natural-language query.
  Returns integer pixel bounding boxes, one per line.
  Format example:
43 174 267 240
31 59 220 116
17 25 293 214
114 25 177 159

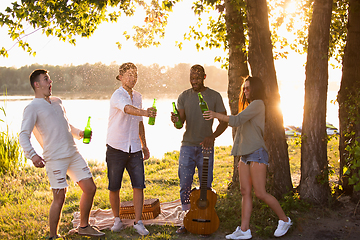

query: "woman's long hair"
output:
238 76 266 112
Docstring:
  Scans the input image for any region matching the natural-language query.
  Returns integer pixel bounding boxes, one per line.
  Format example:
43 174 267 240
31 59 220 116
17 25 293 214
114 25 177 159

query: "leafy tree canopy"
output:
0 0 175 57
275 0 348 67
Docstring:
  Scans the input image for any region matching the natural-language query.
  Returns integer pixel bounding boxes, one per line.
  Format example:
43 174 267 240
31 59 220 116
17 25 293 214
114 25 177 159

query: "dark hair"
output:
239 76 266 112
116 62 137 80
190 64 206 78
30 69 48 90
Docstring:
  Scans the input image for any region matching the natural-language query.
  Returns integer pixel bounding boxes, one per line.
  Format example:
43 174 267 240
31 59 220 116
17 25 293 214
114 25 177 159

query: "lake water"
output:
1 97 234 161
1 93 338 162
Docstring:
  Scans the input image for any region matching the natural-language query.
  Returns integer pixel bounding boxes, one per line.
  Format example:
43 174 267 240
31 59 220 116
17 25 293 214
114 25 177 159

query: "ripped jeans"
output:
45 152 92 189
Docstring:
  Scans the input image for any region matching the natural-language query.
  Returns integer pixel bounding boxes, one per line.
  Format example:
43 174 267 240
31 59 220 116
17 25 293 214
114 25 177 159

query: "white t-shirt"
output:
19 97 81 161
106 87 143 153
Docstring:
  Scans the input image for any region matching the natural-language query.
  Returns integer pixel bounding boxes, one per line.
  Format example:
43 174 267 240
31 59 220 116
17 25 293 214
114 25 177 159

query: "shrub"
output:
0 106 26 175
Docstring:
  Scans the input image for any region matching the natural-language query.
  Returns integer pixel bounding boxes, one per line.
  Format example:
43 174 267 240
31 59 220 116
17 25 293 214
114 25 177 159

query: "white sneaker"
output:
274 217 292 237
133 220 149 236
225 226 252 239
111 217 124 232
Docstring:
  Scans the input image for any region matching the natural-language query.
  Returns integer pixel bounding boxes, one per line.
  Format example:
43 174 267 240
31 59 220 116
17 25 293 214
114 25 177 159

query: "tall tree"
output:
299 0 332 204
246 0 292 197
338 0 360 202
224 0 249 184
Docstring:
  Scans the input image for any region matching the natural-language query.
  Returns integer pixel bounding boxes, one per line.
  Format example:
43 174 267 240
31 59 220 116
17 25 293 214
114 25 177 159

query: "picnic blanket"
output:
68 199 185 234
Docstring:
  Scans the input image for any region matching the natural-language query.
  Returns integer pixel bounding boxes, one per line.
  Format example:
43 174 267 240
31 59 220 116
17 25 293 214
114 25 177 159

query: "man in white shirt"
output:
106 62 156 236
19 69 105 239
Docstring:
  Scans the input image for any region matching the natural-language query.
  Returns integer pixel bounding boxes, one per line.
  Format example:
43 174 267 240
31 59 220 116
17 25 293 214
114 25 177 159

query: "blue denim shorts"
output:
240 148 269 165
106 144 145 191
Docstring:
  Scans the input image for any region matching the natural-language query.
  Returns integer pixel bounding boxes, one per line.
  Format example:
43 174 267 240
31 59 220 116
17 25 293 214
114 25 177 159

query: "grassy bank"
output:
0 140 339 239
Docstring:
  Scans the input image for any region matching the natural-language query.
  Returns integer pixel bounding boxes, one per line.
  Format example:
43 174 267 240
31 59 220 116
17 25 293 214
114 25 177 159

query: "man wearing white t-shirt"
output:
106 62 156 236
19 69 104 239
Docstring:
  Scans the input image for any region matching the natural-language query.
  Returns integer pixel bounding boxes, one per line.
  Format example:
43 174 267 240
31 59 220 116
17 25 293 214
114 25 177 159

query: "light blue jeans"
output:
178 145 214 211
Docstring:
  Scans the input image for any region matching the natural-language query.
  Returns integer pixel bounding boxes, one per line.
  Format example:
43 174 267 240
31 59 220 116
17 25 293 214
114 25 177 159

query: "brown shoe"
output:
176 226 187 234
78 225 105 237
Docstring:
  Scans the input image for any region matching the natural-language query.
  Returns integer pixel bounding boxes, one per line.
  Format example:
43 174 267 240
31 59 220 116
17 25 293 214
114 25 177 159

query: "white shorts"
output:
45 152 92 189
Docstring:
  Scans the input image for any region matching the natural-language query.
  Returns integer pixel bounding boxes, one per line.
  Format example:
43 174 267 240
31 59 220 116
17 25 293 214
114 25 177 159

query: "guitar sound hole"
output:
197 199 208 209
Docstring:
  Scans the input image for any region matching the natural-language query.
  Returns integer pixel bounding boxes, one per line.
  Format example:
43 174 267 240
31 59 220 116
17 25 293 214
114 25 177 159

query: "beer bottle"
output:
83 116 92 144
148 98 156 125
172 102 183 129
198 92 209 113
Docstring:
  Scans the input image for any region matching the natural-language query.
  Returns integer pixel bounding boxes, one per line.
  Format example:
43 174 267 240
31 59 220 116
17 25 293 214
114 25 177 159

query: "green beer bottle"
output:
172 102 183 129
148 98 156 125
198 92 209 113
83 116 92 144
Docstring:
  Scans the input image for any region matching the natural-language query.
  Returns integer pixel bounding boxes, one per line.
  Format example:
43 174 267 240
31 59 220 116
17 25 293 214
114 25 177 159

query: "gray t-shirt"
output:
178 87 226 146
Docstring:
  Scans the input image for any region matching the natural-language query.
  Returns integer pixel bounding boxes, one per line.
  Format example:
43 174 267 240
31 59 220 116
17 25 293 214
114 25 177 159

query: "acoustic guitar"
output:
183 148 220 235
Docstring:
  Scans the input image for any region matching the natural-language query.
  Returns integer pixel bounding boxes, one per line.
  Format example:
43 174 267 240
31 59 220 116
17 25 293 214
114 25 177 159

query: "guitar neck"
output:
200 155 209 201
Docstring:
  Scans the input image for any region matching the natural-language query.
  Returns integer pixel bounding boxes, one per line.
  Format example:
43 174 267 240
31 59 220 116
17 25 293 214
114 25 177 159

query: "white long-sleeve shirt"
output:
19 97 81 161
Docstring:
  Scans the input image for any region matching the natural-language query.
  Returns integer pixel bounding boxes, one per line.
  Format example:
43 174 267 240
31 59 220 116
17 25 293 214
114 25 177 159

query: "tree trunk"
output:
299 0 332 204
245 0 292 198
338 0 360 203
225 0 249 186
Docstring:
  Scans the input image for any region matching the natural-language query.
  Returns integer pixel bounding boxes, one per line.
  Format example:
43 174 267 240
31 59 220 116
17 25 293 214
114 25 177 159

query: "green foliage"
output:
316 163 335 186
0 0 172 56
344 141 360 191
284 0 312 55
0 105 25 175
269 0 294 60
329 0 349 67
340 89 360 192
283 0 348 67
131 0 169 48
187 1 228 51
0 0 113 55
179 0 243 69
179 0 347 69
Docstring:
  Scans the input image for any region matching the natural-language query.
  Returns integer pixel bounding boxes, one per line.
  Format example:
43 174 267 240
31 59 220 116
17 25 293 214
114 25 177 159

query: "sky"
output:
0 1 226 69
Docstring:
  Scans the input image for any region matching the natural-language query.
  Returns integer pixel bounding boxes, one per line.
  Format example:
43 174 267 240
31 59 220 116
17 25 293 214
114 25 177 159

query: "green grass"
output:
0 141 340 239
287 136 340 187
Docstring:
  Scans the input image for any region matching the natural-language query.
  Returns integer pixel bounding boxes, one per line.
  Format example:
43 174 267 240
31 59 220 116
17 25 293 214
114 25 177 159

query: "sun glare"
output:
285 1 297 15
279 87 304 128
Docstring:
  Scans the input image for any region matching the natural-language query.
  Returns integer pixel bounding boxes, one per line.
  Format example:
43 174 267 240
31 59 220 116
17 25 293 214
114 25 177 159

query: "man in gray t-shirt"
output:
171 64 228 234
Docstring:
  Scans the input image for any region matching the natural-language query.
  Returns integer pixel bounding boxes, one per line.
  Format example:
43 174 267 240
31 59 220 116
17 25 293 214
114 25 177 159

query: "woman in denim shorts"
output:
204 77 292 240
240 147 269 165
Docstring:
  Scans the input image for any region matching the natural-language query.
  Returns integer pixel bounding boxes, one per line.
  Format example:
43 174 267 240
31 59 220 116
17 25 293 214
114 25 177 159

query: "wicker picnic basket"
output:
119 198 160 220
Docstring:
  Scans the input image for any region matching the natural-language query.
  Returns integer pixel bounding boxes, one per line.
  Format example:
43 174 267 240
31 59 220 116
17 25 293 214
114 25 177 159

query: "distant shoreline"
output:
1 90 229 101
0 92 181 101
